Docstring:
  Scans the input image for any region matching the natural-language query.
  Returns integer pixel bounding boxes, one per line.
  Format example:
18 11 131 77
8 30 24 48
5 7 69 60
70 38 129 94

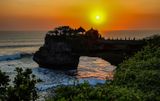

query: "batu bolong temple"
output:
33 26 145 70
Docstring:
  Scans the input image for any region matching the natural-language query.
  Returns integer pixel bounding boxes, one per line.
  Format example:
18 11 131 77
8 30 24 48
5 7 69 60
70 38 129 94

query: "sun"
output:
90 10 106 25
96 15 100 20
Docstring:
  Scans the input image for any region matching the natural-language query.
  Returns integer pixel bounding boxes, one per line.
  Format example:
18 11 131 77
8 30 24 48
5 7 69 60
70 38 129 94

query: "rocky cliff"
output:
33 42 80 70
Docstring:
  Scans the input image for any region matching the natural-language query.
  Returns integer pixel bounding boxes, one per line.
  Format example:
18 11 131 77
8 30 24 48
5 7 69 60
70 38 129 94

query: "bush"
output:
113 42 160 100
47 82 144 101
0 70 10 100
0 68 39 101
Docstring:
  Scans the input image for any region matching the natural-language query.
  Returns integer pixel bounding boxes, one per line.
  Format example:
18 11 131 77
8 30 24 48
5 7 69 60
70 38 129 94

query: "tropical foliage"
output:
0 68 39 101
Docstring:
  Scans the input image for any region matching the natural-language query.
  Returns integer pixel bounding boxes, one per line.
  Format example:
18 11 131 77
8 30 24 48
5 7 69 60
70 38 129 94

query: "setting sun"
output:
96 15 100 20
90 10 106 25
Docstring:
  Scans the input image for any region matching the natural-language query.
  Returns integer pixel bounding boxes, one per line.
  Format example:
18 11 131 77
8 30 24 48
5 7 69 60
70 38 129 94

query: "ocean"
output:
0 30 159 100
105 30 160 39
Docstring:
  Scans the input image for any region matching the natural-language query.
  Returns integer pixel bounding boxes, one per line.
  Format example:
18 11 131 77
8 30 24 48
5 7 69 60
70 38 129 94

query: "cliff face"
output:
33 41 80 70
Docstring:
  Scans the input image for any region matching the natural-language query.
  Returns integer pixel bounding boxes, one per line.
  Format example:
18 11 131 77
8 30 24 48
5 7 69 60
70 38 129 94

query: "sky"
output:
0 0 160 31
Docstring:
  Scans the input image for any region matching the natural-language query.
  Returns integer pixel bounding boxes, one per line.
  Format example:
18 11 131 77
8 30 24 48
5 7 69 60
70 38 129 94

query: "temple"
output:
33 26 145 70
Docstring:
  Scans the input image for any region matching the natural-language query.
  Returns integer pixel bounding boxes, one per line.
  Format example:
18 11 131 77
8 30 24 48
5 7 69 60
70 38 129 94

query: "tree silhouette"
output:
55 26 75 36
85 28 101 39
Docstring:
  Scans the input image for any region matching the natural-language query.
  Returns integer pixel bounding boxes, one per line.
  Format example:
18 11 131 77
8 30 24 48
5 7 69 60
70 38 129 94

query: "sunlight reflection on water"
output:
77 56 116 80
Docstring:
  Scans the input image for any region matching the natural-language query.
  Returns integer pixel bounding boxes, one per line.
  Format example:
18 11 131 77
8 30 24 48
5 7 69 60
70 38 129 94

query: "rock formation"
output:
33 26 144 70
33 42 80 70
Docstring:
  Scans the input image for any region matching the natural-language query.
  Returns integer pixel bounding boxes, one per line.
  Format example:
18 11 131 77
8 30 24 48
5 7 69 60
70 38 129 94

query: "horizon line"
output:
0 29 160 32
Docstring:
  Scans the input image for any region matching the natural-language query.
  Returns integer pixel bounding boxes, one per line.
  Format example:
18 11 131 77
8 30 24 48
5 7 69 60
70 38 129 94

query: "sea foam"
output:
0 52 33 61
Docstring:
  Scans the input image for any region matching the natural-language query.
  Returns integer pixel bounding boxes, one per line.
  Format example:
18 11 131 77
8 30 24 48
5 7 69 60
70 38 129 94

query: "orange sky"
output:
0 0 160 31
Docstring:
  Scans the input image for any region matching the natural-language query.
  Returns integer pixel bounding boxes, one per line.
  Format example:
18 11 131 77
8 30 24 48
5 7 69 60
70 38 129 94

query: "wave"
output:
0 52 33 61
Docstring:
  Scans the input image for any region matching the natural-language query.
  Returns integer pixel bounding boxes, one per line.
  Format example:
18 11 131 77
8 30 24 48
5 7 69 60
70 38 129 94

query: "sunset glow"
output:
0 0 160 31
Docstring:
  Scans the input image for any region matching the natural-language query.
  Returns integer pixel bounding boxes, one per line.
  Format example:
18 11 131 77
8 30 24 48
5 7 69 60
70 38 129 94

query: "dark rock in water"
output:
65 70 78 76
33 42 80 70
